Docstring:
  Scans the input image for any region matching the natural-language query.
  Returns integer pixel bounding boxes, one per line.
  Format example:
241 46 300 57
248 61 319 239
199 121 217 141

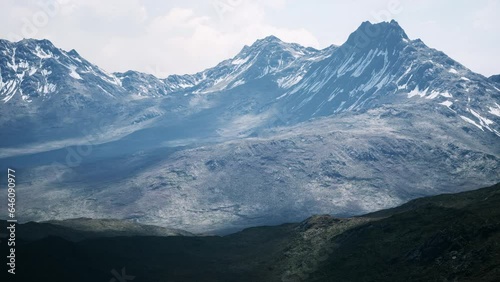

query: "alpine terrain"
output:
0 20 499 234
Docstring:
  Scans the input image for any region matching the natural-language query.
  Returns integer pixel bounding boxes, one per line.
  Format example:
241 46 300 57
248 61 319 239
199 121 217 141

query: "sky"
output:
0 0 499 77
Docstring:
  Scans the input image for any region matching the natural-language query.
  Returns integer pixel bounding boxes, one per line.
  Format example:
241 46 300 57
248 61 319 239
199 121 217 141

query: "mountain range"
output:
0 20 499 233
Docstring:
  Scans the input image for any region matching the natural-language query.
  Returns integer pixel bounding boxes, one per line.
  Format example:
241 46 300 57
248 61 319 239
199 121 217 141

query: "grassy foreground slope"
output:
1 183 499 282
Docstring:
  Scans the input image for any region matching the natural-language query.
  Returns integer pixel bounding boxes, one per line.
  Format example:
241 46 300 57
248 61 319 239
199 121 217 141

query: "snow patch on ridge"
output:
408 86 427 98
469 108 494 126
489 103 500 117
460 116 483 131
439 100 453 107
68 65 82 80
277 74 304 89
35 45 52 59
232 57 249 65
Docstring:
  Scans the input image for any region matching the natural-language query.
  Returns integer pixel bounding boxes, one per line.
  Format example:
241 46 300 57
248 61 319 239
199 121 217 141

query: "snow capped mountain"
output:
99 35 338 102
0 38 125 104
277 20 500 135
0 35 334 104
0 39 174 148
0 34 339 148
157 35 336 95
0 20 499 151
2 21 498 139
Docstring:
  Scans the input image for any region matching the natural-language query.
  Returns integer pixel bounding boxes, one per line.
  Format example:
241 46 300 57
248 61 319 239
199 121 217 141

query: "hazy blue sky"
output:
1 0 498 77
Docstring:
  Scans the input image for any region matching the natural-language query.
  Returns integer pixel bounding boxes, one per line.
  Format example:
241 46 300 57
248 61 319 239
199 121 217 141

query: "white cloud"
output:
0 0 498 77
129 1 320 76
0 0 319 77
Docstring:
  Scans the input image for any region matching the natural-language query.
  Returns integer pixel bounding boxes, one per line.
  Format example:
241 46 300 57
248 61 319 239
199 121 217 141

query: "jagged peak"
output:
0 38 53 49
230 35 312 65
342 20 409 50
237 36 280 52
240 35 317 57
361 20 408 37
245 35 286 51
68 49 80 57
18 38 57 48
256 35 283 44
